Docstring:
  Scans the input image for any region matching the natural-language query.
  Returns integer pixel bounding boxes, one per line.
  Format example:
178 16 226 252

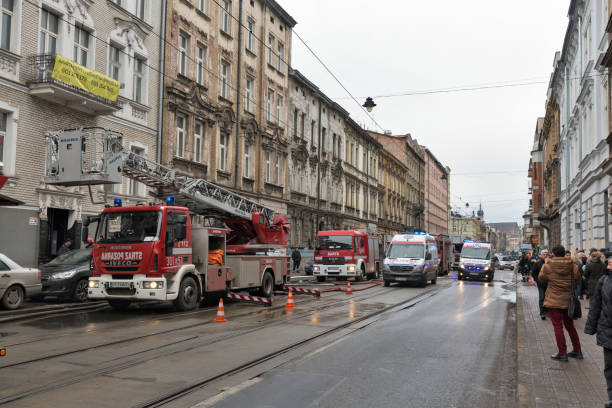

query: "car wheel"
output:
72 278 89 302
420 276 428 288
259 271 274 298
316 276 326 283
431 276 437 285
173 276 199 312
1 285 24 309
108 300 131 311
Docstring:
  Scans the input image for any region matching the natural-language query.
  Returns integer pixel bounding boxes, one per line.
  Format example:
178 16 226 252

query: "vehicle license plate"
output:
395 277 407 281
108 281 131 288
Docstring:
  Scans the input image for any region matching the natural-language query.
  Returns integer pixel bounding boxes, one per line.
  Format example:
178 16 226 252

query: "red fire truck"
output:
313 229 381 282
44 128 290 311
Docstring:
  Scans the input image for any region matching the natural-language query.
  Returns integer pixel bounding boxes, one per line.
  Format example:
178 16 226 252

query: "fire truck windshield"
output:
96 211 161 244
316 235 353 250
387 243 424 259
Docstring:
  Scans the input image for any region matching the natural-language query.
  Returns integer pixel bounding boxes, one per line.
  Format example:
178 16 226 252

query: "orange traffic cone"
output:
345 281 353 295
528 274 534 285
213 298 227 323
285 288 295 309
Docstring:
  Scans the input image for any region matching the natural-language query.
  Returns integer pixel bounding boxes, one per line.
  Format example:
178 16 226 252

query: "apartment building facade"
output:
161 0 296 215
422 147 450 235
0 0 163 265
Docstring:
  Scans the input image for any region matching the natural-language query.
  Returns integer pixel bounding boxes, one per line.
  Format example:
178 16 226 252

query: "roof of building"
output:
265 0 297 27
486 222 520 232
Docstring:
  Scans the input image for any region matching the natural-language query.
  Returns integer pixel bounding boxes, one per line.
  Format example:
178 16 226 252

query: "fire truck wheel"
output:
174 276 199 311
108 300 131 311
260 271 274 298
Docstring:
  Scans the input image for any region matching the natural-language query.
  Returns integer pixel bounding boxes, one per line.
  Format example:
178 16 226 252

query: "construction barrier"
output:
283 286 321 297
226 292 273 306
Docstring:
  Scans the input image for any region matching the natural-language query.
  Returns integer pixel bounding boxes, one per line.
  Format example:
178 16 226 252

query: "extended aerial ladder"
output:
44 127 287 250
44 127 275 221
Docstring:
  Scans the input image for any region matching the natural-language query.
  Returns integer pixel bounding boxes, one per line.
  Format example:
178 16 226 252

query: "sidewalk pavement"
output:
518 279 608 407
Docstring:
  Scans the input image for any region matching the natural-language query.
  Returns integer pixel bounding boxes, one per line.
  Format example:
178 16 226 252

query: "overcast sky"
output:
281 0 570 225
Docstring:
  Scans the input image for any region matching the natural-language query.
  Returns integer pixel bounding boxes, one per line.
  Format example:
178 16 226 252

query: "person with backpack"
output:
585 258 612 407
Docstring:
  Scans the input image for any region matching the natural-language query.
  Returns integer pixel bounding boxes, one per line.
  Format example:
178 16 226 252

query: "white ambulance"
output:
457 241 494 282
382 233 439 287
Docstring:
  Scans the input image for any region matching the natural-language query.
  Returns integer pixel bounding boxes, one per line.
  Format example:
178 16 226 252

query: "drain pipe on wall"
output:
156 0 167 163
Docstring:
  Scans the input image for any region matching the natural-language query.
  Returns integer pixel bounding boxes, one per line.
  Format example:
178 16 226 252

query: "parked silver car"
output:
498 256 516 271
0 253 42 309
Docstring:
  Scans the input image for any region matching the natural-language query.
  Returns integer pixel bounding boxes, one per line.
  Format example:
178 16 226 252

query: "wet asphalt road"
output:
207 270 517 408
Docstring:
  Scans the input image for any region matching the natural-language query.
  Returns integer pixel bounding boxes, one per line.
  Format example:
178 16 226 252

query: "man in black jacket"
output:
532 249 549 320
291 247 301 274
585 258 612 407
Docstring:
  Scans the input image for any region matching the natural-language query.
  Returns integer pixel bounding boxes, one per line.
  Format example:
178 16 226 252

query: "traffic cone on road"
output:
527 274 534 285
345 281 353 295
285 288 295 309
213 298 227 323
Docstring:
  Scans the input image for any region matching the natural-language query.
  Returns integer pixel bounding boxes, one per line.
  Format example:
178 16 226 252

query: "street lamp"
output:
363 97 376 113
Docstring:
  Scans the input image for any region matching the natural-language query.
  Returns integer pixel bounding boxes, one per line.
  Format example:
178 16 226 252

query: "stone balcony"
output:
27 54 121 116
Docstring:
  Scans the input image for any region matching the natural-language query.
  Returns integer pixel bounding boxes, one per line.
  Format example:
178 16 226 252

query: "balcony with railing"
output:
27 54 121 115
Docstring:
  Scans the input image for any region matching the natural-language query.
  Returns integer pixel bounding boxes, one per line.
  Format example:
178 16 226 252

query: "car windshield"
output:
461 247 490 260
502 256 512 261
316 235 353 250
47 248 92 266
387 243 424 259
97 211 161 244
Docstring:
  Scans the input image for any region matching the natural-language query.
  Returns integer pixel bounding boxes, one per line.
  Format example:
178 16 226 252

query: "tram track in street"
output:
1 284 398 370
0 283 441 408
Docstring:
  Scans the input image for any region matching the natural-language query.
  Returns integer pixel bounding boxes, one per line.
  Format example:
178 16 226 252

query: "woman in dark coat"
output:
585 251 607 298
585 258 612 408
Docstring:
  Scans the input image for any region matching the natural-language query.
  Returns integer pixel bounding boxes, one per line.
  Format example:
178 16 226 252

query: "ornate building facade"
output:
161 0 296 215
422 147 450 235
0 0 163 265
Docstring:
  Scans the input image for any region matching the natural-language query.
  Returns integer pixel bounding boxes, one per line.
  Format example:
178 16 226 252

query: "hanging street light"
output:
362 97 376 112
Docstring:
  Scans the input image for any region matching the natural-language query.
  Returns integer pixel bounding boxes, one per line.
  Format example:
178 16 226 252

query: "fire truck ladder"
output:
44 128 274 222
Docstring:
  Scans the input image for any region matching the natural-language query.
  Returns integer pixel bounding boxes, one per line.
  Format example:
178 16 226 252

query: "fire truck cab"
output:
313 230 381 282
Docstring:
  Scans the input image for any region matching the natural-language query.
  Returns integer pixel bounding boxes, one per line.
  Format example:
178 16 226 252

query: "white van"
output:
382 233 439 287
458 241 494 282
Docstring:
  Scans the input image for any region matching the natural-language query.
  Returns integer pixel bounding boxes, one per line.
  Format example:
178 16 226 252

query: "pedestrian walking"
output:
537 245 582 361
531 250 549 320
585 252 607 300
56 239 72 257
584 259 612 408
291 247 301 274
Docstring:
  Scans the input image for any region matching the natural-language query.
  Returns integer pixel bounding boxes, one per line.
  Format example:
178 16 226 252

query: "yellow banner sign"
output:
51 55 120 102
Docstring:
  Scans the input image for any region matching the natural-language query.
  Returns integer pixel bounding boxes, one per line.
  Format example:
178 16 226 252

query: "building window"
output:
0 0 13 51
293 109 298 137
276 95 283 125
220 60 230 99
245 76 254 113
265 151 271 182
246 19 254 52
332 134 336 158
176 115 186 158
0 111 5 171
40 9 59 54
244 143 251 177
108 45 121 81
321 127 326 152
128 145 145 196
311 120 316 145
73 26 90 66
275 154 281 184
267 89 274 122
196 43 206 85
277 42 284 71
197 0 206 13
221 0 231 34
135 0 145 20
133 57 144 103
267 34 275 66
219 133 228 170
178 32 189 76
300 113 305 137
194 121 204 163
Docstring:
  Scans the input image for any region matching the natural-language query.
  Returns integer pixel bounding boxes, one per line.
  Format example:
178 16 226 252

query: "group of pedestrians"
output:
529 245 612 407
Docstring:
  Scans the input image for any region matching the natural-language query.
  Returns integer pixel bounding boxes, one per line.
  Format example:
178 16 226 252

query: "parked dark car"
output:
304 260 315 275
39 248 92 302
